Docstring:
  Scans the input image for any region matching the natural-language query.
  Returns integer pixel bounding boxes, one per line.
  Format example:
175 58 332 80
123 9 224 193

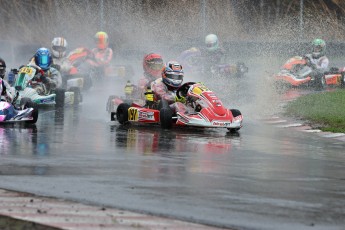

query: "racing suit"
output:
28 58 63 91
137 72 158 100
88 47 113 78
0 78 14 102
202 47 225 68
305 54 329 80
52 56 73 74
150 78 187 113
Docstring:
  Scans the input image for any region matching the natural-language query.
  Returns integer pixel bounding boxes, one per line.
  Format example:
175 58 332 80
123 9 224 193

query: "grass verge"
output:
284 89 345 133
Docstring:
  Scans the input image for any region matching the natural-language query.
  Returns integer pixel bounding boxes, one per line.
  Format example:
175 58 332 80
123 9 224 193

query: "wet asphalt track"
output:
1 62 345 230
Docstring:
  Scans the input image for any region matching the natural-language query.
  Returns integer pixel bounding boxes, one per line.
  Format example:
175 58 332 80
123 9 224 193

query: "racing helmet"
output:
162 61 184 89
143 53 164 78
34 47 52 70
205 34 219 52
0 57 6 79
312 38 326 59
51 37 68 58
95 31 109 50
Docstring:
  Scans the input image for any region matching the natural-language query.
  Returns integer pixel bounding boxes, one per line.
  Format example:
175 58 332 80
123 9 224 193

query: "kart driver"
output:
88 31 113 76
0 58 14 102
304 38 329 79
138 53 164 99
150 61 187 113
203 33 226 68
139 53 164 90
180 34 247 76
51 37 73 74
28 47 62 92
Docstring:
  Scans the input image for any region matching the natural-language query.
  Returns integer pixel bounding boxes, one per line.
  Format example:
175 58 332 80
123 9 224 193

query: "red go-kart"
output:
111 82 243 132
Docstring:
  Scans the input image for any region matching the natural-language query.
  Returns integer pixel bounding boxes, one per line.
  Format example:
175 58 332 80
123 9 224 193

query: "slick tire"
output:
315 75 326 90
70 87 82 105
160 107 173 129
116 103 130 124
341 73 345 88
106 95 116 113
228 109 242 133
55 88 66 108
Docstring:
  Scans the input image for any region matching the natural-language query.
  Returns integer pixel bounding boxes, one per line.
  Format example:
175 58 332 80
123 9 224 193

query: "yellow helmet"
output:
94 31 109 49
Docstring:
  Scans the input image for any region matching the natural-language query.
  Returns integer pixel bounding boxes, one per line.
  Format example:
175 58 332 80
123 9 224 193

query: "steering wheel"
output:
176 82 196 99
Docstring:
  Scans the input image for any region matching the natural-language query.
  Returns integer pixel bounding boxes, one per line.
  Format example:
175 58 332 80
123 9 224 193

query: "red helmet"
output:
143 53 163 78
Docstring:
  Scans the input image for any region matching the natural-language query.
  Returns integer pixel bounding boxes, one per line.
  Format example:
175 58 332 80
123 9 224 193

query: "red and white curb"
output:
261 116 345 142
0 189 230 230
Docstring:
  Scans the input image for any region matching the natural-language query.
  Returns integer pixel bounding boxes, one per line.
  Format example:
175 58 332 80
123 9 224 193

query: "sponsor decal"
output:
40 98 55 103
139 111 155 121
212 121 231 127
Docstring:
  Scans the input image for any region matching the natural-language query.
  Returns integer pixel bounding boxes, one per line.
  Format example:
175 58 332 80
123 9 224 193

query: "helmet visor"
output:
206 42 216 48
53 46 66 52
313 45 322 52
0 67 5 76
166 72 183 81
147 58 163 70
40 55 49 66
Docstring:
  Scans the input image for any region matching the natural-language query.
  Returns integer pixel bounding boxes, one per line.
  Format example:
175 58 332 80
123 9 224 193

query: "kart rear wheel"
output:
106 95 116 113
341 73 345 88
315 75 326 90
70 87 82 105
55 88 66 108
83 74 93 91
116 103 130 124
235 62 248 78
160 107 173 129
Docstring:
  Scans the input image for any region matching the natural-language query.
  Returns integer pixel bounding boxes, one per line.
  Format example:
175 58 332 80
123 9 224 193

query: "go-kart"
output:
323 67 345 88
106 81 145 113
273 56 344 89
111 82 243 132
0 79 38 124
179 47 248 78
66 47 134 90
64 47 96 91
12 65 82 107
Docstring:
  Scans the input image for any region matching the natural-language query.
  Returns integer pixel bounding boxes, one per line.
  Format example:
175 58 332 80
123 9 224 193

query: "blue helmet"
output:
34 47 52 70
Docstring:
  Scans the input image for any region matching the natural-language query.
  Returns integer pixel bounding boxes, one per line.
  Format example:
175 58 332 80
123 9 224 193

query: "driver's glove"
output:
175 95 186 103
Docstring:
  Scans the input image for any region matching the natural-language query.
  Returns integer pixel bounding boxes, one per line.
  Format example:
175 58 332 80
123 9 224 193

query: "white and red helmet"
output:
51 37 68 58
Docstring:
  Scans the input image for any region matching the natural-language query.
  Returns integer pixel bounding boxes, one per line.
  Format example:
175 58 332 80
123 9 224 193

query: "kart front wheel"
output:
228 109 242 133
116 103 130 124
160 107 173 129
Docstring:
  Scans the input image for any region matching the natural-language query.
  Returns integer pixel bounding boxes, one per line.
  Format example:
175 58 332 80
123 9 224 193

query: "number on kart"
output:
19 67 33 75
192 85 208 95
128 108 138 121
